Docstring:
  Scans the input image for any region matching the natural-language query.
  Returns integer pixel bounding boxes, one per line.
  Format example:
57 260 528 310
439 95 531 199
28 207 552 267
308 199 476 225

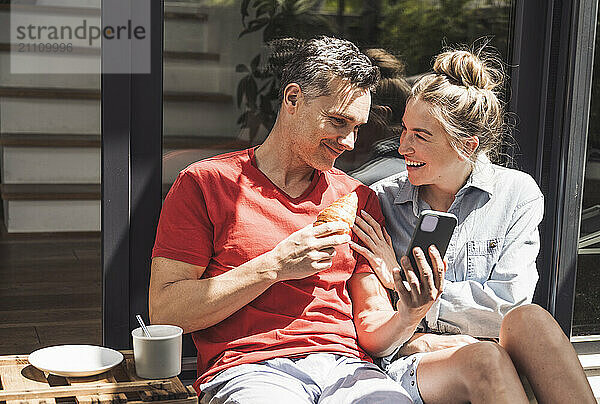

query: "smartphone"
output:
405 210 457 271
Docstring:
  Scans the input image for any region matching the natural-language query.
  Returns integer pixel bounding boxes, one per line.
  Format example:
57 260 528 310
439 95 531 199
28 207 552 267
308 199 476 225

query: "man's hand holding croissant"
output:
269 222 351 281
268 192 358 281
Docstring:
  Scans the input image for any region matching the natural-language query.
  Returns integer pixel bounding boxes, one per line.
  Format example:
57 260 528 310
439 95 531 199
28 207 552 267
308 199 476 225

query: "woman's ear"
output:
464 136 480 157
283 83 301 113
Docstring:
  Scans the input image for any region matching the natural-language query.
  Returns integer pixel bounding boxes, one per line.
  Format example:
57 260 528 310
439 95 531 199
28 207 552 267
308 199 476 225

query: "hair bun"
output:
433 50 502 91
364 48 406 79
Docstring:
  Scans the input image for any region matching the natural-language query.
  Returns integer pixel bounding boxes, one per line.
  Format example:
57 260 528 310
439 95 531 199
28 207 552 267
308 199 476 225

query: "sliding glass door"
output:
100 0 600 357
1 0 102 354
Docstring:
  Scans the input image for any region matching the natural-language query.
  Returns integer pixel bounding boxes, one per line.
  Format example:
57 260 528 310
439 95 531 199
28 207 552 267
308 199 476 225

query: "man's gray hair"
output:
278 36 380 104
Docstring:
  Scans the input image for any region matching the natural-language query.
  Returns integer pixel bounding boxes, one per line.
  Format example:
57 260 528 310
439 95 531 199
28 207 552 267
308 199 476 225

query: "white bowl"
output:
28 345 124 377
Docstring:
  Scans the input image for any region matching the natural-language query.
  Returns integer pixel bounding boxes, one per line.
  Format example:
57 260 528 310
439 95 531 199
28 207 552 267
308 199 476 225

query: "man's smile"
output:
323 142 345 157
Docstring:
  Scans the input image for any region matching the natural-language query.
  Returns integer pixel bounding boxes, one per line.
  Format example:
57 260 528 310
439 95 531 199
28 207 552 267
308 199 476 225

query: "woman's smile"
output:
404 158 426 168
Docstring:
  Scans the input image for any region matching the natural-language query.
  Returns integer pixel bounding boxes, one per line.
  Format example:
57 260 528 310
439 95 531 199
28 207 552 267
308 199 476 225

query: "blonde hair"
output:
410 46 506 164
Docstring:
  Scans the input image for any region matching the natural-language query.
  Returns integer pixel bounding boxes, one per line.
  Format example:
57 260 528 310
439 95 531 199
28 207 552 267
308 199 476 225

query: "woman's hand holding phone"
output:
394 245 446 324
350 210 447 322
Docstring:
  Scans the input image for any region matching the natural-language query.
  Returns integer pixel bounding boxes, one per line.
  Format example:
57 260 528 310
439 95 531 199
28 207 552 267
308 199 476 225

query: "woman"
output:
351 47 595 403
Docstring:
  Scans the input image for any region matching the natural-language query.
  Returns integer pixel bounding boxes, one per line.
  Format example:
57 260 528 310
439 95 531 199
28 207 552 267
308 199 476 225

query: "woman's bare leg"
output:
499 304 596 404
416 341 529 404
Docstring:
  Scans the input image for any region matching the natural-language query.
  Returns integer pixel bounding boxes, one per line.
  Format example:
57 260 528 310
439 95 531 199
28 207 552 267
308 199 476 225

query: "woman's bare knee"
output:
502 304 553 333
498 305 594 403
501 304 566 349
416 343 526 404
460 342 511 377
456 342 521 397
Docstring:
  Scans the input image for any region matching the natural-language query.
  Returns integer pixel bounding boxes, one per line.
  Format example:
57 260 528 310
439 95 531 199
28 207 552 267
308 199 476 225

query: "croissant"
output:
314 192 358 234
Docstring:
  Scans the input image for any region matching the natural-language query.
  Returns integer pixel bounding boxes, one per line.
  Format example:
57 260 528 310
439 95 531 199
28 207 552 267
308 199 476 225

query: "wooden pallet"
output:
0 352 198 403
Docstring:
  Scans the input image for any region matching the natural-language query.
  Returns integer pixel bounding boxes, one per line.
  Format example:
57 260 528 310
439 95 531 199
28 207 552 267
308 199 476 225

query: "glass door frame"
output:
509 0 599 342
102 0 164 349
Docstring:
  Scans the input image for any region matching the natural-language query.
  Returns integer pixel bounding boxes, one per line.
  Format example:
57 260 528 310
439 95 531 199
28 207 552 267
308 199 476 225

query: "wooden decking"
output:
0 219 101 355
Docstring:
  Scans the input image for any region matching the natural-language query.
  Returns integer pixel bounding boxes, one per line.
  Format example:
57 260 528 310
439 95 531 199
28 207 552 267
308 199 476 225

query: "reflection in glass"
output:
573 12 600 334
162 0 514 187
160 0 515 363
0 0 102 354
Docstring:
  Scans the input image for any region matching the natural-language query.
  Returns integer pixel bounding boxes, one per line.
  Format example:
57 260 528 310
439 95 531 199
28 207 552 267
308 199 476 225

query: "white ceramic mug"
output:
131 324 183 379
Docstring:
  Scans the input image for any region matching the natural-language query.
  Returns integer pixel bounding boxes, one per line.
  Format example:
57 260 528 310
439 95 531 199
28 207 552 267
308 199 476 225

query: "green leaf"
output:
236 76 249 108
250 54 261 72
258 80 271 94
255 1 274 18
268 79 278 97
238 17 269 38
259 94 274 115
249 17 270 29
240 0 251 25
246 76 258 109
237 110 249 126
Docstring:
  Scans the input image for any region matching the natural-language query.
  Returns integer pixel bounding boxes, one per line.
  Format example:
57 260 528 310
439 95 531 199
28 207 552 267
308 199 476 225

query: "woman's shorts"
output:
381 352 427 404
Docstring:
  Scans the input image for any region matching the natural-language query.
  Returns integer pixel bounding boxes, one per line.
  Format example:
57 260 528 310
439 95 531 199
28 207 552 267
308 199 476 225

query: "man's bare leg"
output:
416 341 529 404
499 304 596 404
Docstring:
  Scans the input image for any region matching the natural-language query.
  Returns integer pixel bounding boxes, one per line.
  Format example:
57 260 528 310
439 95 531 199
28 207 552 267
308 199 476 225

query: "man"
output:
149 36 444 403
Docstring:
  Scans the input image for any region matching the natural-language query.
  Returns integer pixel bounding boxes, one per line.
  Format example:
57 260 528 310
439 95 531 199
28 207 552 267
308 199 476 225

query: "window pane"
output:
573 12 600 337
1 0 102 354
162 0 514 187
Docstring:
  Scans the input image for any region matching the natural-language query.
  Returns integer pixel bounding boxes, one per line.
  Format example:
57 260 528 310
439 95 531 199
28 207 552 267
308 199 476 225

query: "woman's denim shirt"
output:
370 157 544 338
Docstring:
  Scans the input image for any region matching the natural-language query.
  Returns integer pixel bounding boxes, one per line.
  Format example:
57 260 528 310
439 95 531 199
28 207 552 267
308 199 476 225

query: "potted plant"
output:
236 0 334 144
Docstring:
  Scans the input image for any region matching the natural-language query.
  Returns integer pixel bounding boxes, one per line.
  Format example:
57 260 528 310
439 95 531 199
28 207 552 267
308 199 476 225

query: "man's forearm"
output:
151 222 351 334
150 253 279 333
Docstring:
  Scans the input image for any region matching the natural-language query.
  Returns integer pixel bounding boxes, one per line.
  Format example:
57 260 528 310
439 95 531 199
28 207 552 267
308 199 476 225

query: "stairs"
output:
581 354 600 403
0 1 260 232
577 338 600 402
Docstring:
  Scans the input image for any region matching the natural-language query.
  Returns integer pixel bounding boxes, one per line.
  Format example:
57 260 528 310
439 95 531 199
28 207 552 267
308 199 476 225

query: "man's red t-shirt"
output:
152 148 385 391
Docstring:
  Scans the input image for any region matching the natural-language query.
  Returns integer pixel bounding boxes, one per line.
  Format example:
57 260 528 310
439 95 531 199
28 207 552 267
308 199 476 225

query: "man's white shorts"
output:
199 352 414 403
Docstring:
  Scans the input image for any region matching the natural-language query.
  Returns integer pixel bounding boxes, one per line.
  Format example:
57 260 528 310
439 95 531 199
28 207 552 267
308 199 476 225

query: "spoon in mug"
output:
136 314 152 337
